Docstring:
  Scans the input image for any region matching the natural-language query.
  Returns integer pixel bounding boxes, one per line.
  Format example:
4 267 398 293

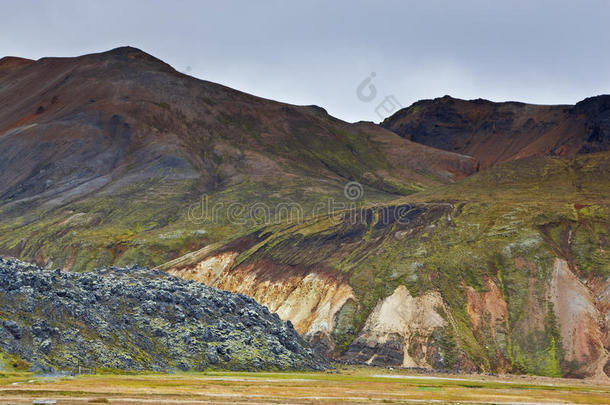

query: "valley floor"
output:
0 367 608 405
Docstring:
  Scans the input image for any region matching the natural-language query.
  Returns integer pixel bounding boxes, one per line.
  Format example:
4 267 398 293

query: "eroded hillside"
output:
164 153 610 379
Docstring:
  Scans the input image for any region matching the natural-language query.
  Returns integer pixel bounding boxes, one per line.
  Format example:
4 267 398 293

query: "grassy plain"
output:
0 366 608 404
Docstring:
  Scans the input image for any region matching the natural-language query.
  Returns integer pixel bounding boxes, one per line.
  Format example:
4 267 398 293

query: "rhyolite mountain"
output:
0 47 476 271
165 153 610 379
381 95 610 169
1 48 609 379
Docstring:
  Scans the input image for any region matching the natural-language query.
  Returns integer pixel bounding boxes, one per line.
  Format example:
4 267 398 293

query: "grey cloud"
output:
1 0 608 122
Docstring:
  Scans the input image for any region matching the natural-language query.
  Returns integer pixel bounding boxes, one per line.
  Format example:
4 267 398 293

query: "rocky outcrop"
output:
464 278 511 373
549 259 608 379
168 254 456 367
168 253 356 355
381 95 610 169
164 196 610 379
169 249 610 379
343 286 447 368
571 95 610 154
0 257 326 373
465 279 508 338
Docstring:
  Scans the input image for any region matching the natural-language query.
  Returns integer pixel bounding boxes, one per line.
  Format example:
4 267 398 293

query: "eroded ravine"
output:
164 203 610 380
168 252 356 353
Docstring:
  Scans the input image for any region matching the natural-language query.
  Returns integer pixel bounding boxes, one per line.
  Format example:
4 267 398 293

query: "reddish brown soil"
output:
382 95 610 169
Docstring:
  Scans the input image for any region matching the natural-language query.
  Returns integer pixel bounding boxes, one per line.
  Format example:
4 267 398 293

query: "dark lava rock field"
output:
0 257 326 373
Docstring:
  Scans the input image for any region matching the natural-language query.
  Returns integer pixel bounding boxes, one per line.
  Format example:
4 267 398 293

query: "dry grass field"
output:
0 367 608 404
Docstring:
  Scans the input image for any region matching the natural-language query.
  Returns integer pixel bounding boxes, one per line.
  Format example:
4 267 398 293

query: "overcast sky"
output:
2 0 609 122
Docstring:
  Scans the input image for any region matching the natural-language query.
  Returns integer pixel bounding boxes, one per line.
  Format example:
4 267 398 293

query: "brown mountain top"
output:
0 56 35 75
0 47 479 208
381 95 610 169
0 47 476 270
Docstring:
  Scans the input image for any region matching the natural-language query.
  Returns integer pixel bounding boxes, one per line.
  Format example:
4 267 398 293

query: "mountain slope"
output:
0 47 476 271
164 152 610 379
381 95 610 169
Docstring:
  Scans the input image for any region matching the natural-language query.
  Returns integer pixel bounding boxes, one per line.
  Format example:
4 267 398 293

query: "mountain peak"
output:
382 95 610 168
97 46 165 63
572 94 610 113
102 46 150 57
0 56 35 70
86 46 177 73
28 46 174 73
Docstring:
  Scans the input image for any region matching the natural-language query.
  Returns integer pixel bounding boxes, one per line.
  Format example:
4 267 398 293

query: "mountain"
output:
381 95 610 169
0 47 476 271
1 47 609 379
164 152 610 379
0 257 326 372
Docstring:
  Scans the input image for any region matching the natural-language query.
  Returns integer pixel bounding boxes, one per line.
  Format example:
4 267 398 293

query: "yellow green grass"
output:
0 367 608 404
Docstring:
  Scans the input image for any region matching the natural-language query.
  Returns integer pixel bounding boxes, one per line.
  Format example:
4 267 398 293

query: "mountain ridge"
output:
381 94 610 169
0 47 608 379
0 47 475 272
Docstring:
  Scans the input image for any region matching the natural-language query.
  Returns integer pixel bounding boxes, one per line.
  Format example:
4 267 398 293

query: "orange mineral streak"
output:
168 252 356 340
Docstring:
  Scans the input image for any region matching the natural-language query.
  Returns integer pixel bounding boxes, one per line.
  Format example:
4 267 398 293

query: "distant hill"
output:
381 95 610 169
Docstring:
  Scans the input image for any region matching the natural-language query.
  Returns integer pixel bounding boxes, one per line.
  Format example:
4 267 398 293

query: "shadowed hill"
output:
381 95 610 169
